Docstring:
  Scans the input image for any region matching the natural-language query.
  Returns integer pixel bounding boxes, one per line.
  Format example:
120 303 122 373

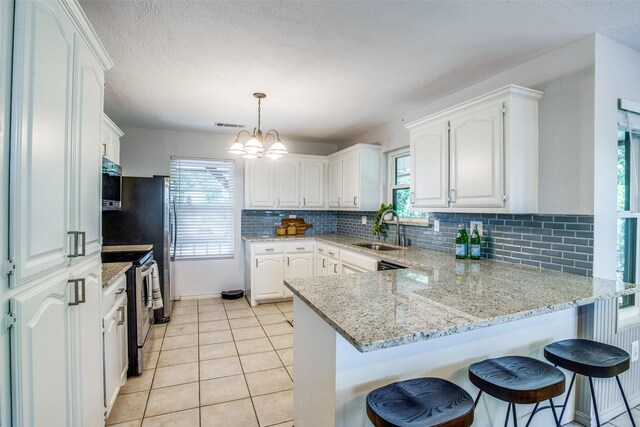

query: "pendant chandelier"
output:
228 92 288 160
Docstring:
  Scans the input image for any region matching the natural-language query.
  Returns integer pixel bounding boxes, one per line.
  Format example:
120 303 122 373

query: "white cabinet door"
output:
301 160 325 208
276 158 299 207
410 120 449 208
327 259 340 276
71 38 104 260
247 160 275 207
328 157 342 208
449 102 504 208
103 302 119 418
117 297 128 387
111 138 120 165
284 253 314 297
10 0 75 286
69 262 104 426
101 125 112 159
341 151 360 208
10 273 74 427
316 256 328 277
253 254 284 299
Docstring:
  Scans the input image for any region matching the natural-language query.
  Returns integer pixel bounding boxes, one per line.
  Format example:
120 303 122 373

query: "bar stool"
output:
366 377 474 426
544 339 636 427
468 356 565 427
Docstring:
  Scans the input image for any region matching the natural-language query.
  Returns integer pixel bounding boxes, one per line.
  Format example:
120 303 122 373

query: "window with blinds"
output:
170 157 235 260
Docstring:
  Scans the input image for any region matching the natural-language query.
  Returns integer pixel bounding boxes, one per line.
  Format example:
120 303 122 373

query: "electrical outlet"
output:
632 341 639 362
470 221 483 236
288 214 296 219
361 216 367 225
434 219 440 232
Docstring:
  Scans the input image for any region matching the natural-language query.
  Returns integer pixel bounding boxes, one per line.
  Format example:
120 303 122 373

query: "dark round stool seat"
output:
366 377 474 427
544 339 630 378
468 356 565 405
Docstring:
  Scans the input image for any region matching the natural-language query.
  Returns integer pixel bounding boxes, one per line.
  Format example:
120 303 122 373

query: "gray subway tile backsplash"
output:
241 209 594 277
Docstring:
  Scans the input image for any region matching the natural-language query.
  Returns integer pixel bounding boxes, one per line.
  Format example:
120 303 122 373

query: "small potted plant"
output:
371 203 393 239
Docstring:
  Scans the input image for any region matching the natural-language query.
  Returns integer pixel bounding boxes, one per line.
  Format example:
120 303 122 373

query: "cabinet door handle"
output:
77 231 86 257
115 288 125 295
410 192 415 203
277 197 280 206
287 257 290 266
102 143 107 156
68 232 79 257
296 247 305 251
117 306 125 325
333 264 338 274
255 259 258 268
353 196 357 205
322 259 326 268
450 189 456 203
68 279 85 305
328 251 335 256
265 248 274 252
338 197 341 206
303 197 306 206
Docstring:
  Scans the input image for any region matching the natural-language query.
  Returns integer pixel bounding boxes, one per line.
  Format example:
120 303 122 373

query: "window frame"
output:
385 147 428 224
170 156 236 261
616 113 640 330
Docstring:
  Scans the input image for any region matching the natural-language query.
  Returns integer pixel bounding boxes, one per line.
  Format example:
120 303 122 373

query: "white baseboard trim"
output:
176 293 222 300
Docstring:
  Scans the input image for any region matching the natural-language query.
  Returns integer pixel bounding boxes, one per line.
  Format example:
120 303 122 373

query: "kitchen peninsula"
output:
282 238 639 427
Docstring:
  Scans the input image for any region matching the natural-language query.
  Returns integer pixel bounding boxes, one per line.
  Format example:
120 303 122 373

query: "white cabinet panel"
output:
103 294 127 418
283 253 313 298
301 160 324 208
253 254 284 300
328 157 342 208
410 120 449 208
276 159 299 207
341 150 359 208
327 259 340 276
72 38 104 259
247 160 275 207
10 0 75 285
316 256 328 277
449 102 504 208
10 273 74 427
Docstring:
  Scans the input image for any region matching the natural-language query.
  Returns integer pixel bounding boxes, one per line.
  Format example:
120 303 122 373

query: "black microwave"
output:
102 157 122 210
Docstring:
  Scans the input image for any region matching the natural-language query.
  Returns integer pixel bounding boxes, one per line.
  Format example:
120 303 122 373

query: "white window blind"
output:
170 158 235 260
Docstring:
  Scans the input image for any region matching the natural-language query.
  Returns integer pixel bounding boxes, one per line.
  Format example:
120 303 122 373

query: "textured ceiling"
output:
80 0 640 143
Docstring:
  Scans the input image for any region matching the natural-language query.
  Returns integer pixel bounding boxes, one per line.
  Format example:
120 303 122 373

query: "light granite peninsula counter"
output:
267 234 640 427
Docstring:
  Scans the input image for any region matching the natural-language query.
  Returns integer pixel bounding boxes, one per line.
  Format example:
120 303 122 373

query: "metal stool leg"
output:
512 403 518 427
504 403 511 427
474 390 483 408
588 377 601 427
549 398 561 427
558 372 576 423
524 403 539 427
615 375 637 427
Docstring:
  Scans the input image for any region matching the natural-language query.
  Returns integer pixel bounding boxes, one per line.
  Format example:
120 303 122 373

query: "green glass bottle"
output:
455 224 468 259
470 225 481 260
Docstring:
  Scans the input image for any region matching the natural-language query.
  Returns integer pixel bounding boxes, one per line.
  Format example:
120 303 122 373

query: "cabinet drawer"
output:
253 243 284 255
103 274 127 316
284 241 314 253
325 246 340 260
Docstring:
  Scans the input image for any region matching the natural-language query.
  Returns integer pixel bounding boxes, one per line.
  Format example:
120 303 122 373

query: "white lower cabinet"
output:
10 258 104 427
253 254 285 300
103 274 128 419
284 252 314 297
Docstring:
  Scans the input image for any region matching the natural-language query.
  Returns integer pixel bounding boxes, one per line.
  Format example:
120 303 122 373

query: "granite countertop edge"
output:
102 262 132 289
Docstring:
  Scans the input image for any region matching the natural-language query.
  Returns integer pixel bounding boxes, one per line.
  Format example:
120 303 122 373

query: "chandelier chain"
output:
257 97 261 132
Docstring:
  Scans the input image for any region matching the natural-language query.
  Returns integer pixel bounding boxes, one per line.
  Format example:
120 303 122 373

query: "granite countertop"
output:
248 234 640 353
102 244 153 253
102 262 131 289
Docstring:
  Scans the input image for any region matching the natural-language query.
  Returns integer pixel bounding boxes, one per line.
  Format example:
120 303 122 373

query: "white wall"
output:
343 36 596 215
119 126 337 297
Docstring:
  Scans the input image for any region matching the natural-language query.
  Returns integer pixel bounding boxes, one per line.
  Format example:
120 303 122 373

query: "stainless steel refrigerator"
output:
103 176 173 323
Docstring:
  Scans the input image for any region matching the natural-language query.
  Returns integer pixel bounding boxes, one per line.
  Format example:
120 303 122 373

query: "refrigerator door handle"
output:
170 200 177 261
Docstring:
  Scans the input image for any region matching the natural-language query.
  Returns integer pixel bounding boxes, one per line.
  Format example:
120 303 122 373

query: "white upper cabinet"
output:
245 155 327 209
276 158 300 207
410 120 449 208
72 39 105 260
101 114 124 165
327 144 382 211
10 0 76 285
406 85 542 213
300 159 325 208
246 159 275 207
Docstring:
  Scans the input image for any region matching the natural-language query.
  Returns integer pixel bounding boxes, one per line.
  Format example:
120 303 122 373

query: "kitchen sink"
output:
353 242 402 251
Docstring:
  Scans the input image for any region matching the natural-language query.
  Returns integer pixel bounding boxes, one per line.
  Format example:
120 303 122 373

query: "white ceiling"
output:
80 0 640 143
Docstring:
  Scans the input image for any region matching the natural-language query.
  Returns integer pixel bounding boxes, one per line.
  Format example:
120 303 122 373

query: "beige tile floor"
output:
106 297 294 427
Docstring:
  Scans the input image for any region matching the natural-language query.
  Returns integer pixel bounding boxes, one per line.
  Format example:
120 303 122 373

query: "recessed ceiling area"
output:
80 0 640 143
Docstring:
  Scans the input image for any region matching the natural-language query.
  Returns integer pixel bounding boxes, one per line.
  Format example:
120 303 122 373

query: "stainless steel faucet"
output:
377 208 405 246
